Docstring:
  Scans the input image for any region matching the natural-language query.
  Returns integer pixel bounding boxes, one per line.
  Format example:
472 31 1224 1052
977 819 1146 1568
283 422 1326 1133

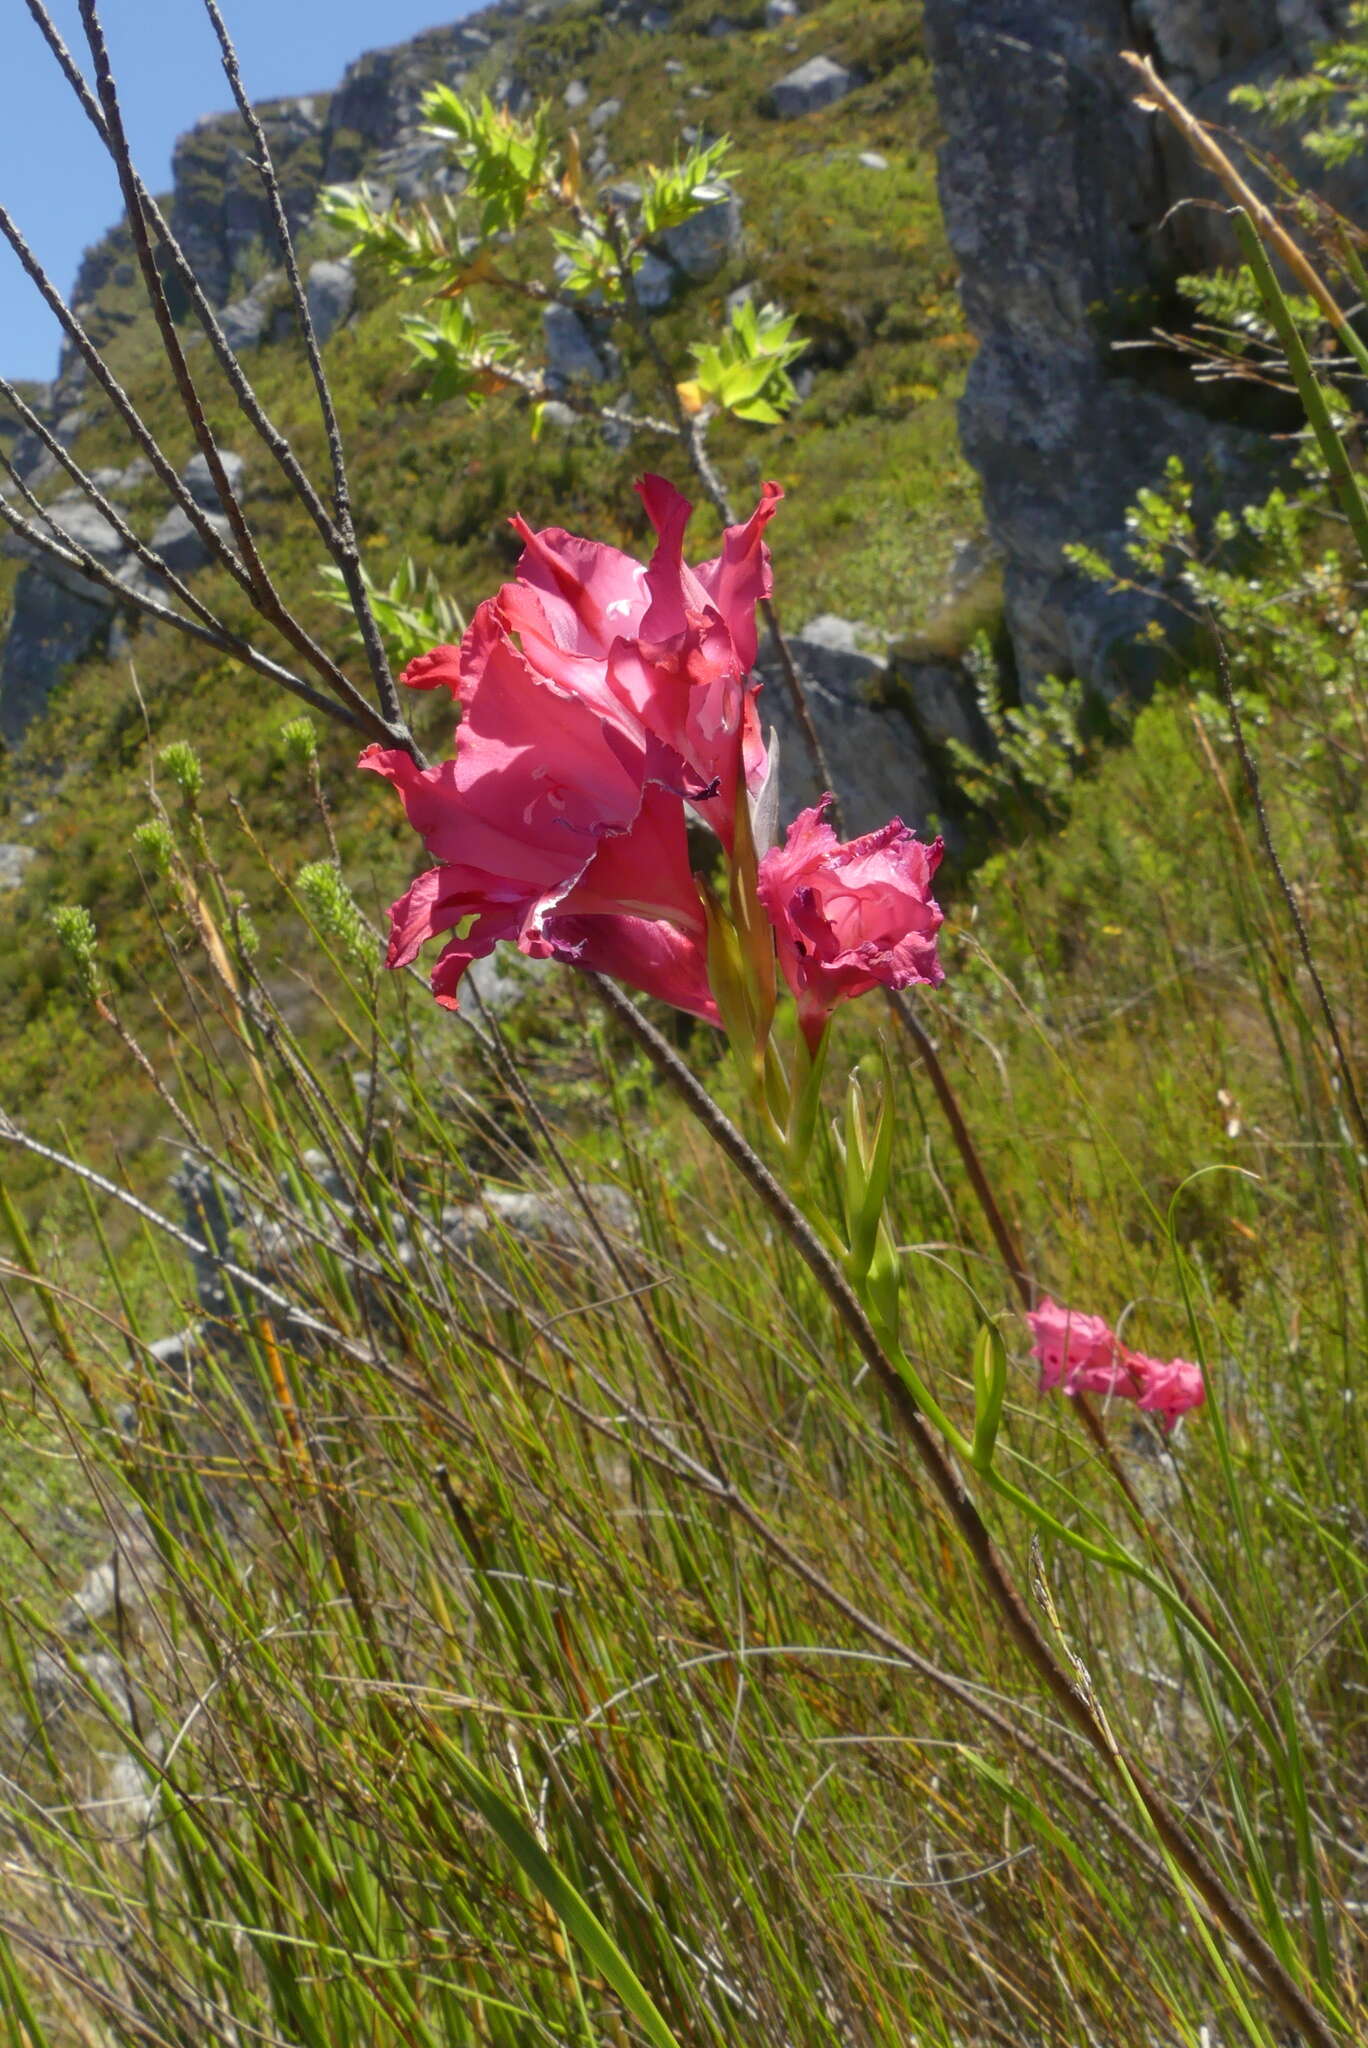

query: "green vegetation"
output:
3 5 1368 2045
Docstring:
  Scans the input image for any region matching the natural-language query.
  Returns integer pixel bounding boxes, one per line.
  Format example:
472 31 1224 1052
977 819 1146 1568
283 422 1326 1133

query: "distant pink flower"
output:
756 798 944 1051
362 476 781 1013
1128 1351 1206 1430
1025 1301 1205 1430
1024 1297 1129 1396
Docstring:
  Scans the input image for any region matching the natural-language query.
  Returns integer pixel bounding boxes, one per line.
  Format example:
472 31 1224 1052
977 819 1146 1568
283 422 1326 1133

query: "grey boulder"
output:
758 617 941 838
305 257 357 344
770 54 856 116
658 192 741 278
181 448 246 511
147 506 233 577
218 273 281 351
0 844 35 890
543 303 612 384
632 251 678 312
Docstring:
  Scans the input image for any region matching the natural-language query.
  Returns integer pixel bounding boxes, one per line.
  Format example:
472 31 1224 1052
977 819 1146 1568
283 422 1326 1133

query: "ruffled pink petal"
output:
383 861 537 970
454 627 642 847
694 480 783 672
496 581 633 711
400 643 464 697
385 865 468 969
541 911 720 1024
1131 1352 1206 1428
508 517 649 656
362 745 568 889
1024 1299 1121 1394
757 799 944 1046
429 905 526 1010
636 474 712 645
607 620 753 844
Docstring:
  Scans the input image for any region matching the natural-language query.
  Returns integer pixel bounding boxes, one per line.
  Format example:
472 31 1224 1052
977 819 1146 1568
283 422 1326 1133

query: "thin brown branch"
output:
198 0 402 732
0 471 370 733
22 0 420 734
0 373 223 633
1120 53 1355 348
73 0 392 744
0 201 249 591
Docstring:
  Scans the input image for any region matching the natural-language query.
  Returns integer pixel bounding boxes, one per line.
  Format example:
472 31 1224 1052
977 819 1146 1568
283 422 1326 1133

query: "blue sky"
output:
1 0 475 385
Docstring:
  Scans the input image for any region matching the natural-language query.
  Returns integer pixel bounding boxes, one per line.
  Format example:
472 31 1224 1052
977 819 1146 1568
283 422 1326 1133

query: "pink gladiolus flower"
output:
361 476 781 1014
755 798 944 1051
1025 1301 1206 1429
1128 1351 1206 1430
1024 1297 1128 1395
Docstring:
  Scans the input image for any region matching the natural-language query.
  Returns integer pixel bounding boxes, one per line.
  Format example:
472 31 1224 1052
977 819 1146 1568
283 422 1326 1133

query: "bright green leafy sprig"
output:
1229 4 1368 169
402 299 523 408
420 86 558 233
316 555 467 667
317 85 803 430
638 135 733 234
686 298 805 424
318 183 468 289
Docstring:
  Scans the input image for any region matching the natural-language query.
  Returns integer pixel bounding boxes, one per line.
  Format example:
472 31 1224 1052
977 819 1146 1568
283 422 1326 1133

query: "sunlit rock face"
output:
924 0 1360 695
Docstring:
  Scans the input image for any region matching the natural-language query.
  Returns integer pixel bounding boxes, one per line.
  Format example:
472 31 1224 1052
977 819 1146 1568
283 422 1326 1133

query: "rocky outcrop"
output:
758 615 986 838
170 97 330 309
923 0 1360 693
0 450 245 742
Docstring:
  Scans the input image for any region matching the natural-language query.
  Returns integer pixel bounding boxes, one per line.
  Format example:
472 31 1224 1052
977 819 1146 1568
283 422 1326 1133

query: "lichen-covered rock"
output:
144 448 244 578
218 274 281 351
923 0 1360 692
147 505 235 577
633 251 678 311
182 448 247 509
0 568 114 742
543 303 612 384
0 845 35 890
171 99 327 308
0 492 135 741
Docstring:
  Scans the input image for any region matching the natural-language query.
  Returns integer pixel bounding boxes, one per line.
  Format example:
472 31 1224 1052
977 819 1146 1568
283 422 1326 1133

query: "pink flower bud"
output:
1127 1351 1206 1429
1025 1301 1206 1430
1024 1297 1128 1395
755 798 944 1051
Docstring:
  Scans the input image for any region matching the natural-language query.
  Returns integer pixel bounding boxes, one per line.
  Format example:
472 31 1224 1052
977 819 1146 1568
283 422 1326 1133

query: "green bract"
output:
638 136 734 235
689 299 806 424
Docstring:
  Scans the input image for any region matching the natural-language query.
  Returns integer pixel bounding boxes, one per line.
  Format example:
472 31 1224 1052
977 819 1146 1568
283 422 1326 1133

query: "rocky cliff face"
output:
923 0 1362 692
